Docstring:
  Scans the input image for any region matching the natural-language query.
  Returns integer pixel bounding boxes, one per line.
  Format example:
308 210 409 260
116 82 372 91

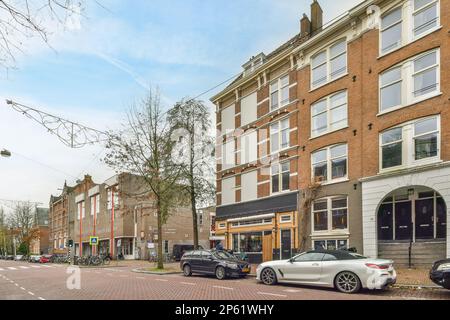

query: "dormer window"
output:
242 54 265 76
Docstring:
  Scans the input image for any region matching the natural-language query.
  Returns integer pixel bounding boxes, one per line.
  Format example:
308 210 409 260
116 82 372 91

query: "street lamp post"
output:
1 149 11 158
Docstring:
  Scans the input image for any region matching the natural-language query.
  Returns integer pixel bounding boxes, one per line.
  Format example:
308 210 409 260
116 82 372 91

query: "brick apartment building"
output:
212 0 449 265
30 207 50 255
49 182 74 254
70 173 210 260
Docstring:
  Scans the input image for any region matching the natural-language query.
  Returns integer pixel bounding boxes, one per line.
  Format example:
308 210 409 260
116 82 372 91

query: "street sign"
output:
147 242 155 249
117 239 122 247
89 237 99 246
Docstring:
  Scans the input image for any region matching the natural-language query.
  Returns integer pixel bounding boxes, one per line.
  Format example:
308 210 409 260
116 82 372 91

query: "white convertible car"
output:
256 250 396 294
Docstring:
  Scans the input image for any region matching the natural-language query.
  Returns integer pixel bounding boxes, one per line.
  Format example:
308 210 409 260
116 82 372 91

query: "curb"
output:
132 268 182 275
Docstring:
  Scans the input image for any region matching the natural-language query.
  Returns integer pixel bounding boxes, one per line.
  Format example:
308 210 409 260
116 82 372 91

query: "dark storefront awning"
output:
216 192 299 220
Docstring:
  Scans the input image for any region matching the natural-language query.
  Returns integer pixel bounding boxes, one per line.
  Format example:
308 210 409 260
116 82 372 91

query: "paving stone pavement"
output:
0 260 449 300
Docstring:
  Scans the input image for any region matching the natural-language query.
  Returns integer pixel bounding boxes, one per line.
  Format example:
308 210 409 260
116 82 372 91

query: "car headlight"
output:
226 263 239 269
437 263 450 271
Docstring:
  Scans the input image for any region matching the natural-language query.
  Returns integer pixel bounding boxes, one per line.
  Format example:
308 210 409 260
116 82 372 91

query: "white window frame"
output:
270 74 289 111
379 115 441 172
412 0 440 39
279 214 292 223
312 196 349 234
378 48 440 114
218 222 226 229
271 161 290 195
270 118 290 154
221 104 235 135
311 90 348 138
311 144 348 184
311 38 347 90
379 0 441 57
380 6 403 55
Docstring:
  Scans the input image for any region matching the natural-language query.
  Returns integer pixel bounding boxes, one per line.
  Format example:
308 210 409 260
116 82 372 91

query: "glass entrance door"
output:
280 229 292 260
395 201 412 240
415 198 434 239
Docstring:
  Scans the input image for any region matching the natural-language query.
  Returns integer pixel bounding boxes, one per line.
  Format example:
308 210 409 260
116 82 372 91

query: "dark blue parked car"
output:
430 259 450 289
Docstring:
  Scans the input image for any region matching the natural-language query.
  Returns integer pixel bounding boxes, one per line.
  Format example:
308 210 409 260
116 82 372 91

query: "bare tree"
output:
7 202 38 254
168 98 215 249
104 89 183 269
0 0 86 68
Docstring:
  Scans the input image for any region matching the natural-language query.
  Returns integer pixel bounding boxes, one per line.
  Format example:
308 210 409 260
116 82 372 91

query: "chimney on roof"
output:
311 0 323 35
300 13 311 38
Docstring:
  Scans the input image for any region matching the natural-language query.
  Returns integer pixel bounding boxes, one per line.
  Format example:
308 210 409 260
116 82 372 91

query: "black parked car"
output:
430 259 450 289
180 249 251 280
172 244 203 262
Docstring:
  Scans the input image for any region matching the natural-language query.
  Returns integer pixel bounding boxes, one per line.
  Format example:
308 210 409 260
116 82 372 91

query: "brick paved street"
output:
1 260 449 300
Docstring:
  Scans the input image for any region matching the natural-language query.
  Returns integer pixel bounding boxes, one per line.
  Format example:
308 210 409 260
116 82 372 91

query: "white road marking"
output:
7 267 17 270
38 297 45 300
257 292 287 298
212 285 234 291
14 283 19 287
28 291 35 296
155 279 168 282
31 266 40 268
0 268 4 271
41 265 52 268
19 266 29 269
20 287 26 290
283 289 302 293
180 282 196 286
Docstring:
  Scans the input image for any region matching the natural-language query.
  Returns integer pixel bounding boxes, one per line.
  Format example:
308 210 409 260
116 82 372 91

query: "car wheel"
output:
260 268 277 285
334 271 361 294
183 264 192 277
215 266 226 280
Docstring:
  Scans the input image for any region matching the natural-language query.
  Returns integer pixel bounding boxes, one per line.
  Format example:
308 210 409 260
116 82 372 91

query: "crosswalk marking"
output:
19 266 29 269
7 267 17 270
0 268 4 271
31 266 40 268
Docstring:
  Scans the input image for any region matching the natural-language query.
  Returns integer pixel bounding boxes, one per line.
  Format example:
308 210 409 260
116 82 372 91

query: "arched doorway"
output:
377 186 447 243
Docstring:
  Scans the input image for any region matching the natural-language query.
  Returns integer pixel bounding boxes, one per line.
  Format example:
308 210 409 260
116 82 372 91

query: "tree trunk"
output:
191 186 199 250
156 196 164 270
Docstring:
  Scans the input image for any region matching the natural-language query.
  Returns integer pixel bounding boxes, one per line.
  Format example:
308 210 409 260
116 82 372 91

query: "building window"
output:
77 201 85 220
218 222 226 229
311 39 347 89
198 213 203 226
270 118 289 153
311 91 348 137
270 75 289 110
313 197 348 233
379 1 440 55
314 239 348 250
271 162 290 194
232 232 263 253
413 0 439 38
240 92 257 126
90 194 100 216
380 116 440 170
312 144 347 183
280 215 292 223
221 104 235 135
222 139 235 170
381 7 403 54
107 188 119 210
163 240 169 254
379 48 439 113
241 170 258 202
240 130 258 164
221 176 235 205
231 218 272 228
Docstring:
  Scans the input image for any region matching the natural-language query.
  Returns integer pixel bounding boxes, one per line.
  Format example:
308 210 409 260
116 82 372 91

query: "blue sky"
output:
0 0 362 206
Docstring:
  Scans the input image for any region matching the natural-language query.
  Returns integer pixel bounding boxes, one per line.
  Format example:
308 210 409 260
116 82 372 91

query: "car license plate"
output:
242 267 250 273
